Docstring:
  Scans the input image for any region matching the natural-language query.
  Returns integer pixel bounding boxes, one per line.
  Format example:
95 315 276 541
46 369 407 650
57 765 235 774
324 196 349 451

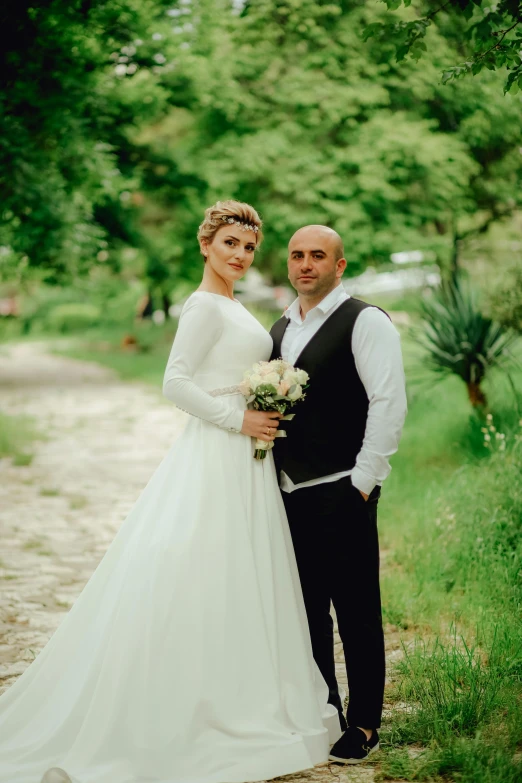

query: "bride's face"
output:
202 226 257 282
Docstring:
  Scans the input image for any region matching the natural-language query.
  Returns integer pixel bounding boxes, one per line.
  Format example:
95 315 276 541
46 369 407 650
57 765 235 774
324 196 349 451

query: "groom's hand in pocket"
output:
352 480 369 501
241 410 282 441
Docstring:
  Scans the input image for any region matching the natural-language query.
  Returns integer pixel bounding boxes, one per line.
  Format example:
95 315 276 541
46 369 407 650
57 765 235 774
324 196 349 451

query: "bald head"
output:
289 225 345 262
287 224 347 307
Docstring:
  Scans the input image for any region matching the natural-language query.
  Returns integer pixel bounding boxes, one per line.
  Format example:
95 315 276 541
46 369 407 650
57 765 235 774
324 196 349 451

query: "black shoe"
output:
329 726 379 764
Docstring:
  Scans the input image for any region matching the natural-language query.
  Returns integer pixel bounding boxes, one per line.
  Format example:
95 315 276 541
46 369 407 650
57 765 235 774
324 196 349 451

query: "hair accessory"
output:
221 216 259 233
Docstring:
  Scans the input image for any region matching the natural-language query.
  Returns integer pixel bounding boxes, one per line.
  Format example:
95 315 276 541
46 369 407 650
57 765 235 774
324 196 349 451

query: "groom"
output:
270 225 407 764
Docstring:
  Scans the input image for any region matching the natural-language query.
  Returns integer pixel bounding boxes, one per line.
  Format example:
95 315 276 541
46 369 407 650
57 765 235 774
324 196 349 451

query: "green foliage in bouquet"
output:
245 382 309 416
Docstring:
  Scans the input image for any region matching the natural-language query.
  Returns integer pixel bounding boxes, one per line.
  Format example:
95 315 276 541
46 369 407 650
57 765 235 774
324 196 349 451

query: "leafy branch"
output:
365 0 522 93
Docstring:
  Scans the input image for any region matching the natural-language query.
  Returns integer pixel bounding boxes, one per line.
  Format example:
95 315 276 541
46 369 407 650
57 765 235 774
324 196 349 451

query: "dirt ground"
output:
0 343 405 783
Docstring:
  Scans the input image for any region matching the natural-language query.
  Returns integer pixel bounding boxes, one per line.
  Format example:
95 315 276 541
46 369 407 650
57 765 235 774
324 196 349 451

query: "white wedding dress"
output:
0 292 340 783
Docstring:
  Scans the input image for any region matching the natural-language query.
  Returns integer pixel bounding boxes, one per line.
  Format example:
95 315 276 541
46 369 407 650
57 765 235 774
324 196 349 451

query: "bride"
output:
0 200 341 783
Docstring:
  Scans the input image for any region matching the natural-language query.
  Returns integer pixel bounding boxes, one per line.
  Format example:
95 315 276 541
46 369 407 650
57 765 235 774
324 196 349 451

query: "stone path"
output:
0 343 404 783
0 342 184 690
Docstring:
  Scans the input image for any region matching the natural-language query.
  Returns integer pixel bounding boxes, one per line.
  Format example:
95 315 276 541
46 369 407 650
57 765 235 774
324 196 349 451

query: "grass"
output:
393 630 516 741
55 321 177 387
22 539 45 550
54 305 280 387
40 487 60 497
21 538 53 557
0 411 38 465
12 452 34 466
376 739 522 783
376 346 522 781
68 494 88 510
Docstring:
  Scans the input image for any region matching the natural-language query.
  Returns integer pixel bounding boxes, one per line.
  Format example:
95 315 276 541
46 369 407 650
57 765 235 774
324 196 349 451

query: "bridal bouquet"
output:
239 359 309 460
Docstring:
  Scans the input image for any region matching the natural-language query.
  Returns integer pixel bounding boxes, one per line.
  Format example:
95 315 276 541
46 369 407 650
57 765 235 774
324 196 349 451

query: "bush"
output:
0 279 146 338
45 303 102 333
487 262 522 334
102 286 144 326
415 281 518 408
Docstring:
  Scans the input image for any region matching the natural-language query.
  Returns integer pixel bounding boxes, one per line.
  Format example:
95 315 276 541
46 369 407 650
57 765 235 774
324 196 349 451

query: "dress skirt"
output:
0 394 340 783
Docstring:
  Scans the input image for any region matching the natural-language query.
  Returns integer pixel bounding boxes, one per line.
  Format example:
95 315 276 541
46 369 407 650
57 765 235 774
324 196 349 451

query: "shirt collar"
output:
285 283 349 323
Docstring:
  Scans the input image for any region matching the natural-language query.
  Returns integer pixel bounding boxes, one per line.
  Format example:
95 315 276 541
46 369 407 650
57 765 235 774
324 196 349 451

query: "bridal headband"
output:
220 216 259 233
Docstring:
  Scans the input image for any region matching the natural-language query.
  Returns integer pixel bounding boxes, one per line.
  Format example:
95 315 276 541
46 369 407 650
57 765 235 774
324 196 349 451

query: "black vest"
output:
269 297 387 485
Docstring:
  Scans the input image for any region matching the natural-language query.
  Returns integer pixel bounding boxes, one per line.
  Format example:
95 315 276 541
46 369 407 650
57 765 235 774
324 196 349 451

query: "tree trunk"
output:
162 292 171 317
466 381 487 408
450 218 460 287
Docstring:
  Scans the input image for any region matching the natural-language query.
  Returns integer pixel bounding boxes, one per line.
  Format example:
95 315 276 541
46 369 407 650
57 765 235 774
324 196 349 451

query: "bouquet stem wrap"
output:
253 414 294 460
238 359 309 461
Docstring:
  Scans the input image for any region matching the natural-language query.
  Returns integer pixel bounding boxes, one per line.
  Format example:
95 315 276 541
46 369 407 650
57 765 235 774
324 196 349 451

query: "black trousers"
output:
283 476 385 729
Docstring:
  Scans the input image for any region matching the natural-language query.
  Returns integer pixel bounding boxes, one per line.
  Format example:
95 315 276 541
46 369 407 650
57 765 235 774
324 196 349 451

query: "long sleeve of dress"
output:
163 294 245 432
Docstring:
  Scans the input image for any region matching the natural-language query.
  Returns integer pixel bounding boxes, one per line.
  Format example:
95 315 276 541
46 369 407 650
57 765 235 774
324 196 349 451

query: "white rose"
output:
271 359 287 375
283 369 299 385
249 373 263 390
263 372 280 387
295 369 309 385
288 383 303 401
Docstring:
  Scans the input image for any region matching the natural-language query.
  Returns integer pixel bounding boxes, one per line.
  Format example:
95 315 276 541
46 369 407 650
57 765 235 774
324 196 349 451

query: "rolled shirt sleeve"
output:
350 308 408 495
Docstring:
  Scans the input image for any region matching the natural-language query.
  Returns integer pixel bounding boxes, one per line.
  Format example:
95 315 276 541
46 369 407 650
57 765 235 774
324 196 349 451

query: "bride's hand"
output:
241 410 282 441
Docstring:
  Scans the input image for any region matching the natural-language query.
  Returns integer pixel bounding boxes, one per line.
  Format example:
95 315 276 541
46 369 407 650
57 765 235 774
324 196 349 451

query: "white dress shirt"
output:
279 283 407 496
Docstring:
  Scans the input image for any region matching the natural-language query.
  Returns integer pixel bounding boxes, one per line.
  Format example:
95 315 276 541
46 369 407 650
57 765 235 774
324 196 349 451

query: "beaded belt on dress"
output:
208 385 242 397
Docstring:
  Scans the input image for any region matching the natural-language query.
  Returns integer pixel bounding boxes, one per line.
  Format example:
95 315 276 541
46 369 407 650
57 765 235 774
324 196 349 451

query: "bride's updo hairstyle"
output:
197 200 263 256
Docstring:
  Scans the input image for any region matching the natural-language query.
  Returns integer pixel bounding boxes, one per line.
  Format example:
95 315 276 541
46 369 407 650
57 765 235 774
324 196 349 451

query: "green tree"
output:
138 0 522 282
0 0 175 282
366 0 522 93
2 0 521 288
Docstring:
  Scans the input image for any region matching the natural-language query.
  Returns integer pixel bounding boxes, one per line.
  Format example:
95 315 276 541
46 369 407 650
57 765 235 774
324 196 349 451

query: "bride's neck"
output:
197 266 235 300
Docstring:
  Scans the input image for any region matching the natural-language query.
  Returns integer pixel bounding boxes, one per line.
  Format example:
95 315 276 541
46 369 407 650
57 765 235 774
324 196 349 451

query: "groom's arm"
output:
350 308 408 497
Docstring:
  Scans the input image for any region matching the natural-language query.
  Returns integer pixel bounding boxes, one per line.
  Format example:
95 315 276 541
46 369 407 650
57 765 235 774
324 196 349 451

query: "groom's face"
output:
287 226 346 299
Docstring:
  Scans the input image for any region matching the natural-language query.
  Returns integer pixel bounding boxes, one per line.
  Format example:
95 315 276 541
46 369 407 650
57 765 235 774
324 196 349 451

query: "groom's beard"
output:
293 271 339 301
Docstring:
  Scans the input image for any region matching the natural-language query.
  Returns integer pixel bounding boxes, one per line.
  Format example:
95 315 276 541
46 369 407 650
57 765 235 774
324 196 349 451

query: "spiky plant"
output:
416 281 519 408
